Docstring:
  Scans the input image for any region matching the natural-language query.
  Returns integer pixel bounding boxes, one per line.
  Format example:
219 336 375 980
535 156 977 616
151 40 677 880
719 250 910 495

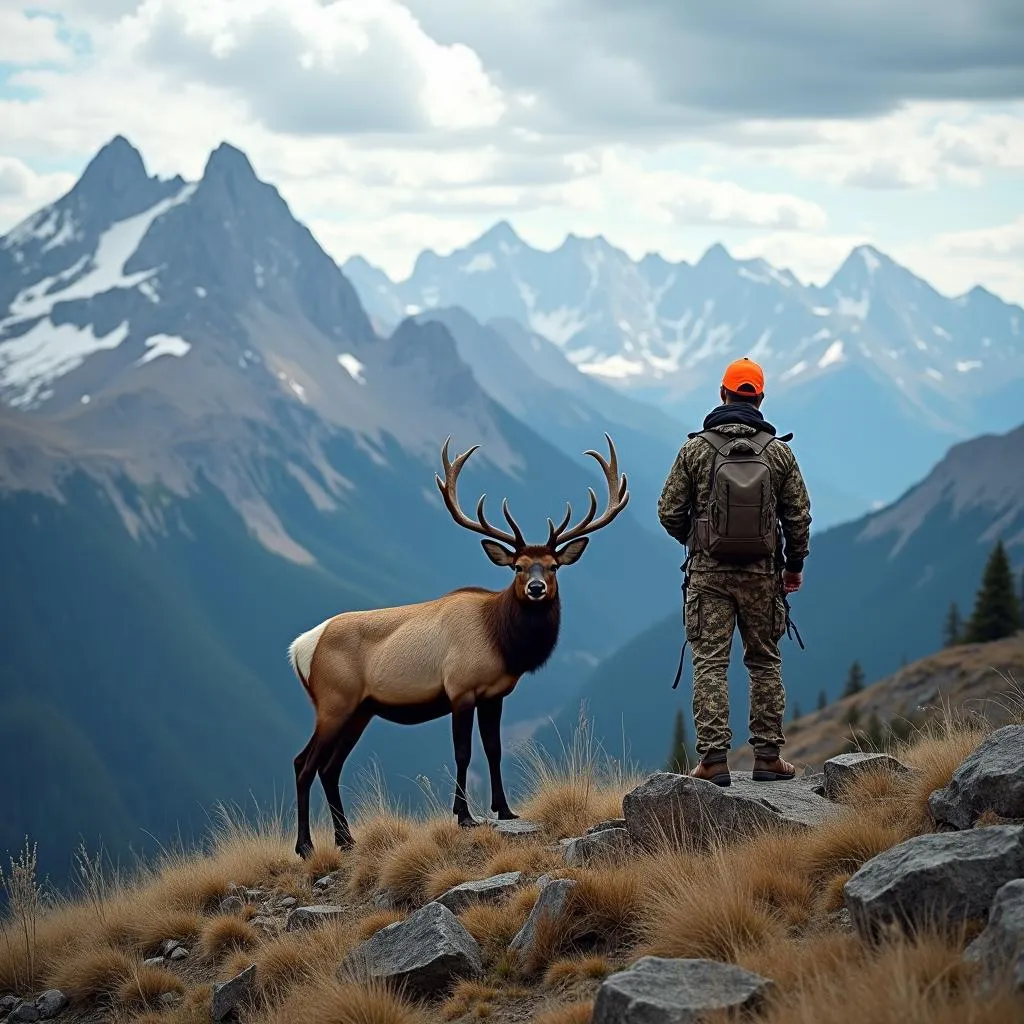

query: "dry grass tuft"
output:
199 914 260 960
133 982 213 1024
46 945 137 1003
460 885 540 962
440 980 500 1020
264 976 429 1024
533 1000 596 1024
756 928 1018 1024
115 963 185 1010
543 954 611 987
798 808 909 884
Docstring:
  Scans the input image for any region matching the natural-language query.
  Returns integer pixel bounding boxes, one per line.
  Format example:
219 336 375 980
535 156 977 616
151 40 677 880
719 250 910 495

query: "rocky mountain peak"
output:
74 135 151 198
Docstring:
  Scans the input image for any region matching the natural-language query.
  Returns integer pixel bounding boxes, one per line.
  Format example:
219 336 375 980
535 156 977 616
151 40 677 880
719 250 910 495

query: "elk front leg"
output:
451 702 479 827
477 696 518 819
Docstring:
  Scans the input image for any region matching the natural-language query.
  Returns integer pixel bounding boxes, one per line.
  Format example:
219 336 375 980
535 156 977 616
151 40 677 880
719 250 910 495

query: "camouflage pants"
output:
684 569 788 762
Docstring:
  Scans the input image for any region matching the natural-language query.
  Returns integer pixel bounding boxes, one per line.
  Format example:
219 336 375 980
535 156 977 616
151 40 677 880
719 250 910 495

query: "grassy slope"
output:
2 691 1021 1024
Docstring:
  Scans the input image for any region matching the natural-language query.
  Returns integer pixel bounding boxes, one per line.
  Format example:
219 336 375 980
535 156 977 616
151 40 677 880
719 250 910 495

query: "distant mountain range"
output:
0 137 677 881
345 224 1024 516
534 420 1024 772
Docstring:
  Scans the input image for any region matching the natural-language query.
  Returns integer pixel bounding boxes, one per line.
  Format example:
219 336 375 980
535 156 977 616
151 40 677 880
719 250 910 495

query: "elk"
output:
286 433 629 859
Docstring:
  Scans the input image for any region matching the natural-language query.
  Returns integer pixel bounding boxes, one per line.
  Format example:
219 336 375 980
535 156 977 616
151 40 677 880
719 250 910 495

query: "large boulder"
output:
823 752 912 800
928 725 1024 829
843 824 1024 940
622 771 832 850
286 905 346 931
434 872 524 914
508 878 577 969
212 964 256 1022
591 956 773 1023
339 901 483 998
963 878 1024 994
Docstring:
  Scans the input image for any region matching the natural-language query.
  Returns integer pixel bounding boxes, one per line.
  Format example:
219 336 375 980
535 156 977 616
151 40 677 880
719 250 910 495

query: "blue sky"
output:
1 1 1023 303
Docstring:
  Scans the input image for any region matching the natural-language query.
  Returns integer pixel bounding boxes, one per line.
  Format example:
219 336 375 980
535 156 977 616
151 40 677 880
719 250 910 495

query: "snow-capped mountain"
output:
344 224 1024 433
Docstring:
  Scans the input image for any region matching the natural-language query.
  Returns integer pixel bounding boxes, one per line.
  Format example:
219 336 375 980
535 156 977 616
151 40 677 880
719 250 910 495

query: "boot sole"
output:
751 770 795 782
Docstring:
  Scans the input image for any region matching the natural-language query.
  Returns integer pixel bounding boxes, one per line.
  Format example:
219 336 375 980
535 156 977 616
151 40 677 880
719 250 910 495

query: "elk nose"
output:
526 580 546 599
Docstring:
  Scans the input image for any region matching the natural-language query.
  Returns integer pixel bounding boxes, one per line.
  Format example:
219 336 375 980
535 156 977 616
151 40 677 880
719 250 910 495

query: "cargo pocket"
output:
685 590 703 642
772 594 787 642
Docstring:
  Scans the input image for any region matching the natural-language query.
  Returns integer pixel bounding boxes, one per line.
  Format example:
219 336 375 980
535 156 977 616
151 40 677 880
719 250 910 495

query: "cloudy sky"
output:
2 0 1024 302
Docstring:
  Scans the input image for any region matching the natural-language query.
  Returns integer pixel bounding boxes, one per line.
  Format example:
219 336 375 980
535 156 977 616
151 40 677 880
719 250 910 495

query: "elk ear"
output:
481 539 517 566
555 537 589 565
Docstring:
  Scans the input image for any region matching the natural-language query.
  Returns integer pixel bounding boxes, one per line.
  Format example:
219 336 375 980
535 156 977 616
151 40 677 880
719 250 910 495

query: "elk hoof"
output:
295 840 314 860
457 814 481 829
496 807 520 821
335 832 355 850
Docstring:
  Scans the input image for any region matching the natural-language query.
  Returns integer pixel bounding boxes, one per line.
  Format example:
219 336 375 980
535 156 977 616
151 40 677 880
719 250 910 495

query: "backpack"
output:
689 429 785 563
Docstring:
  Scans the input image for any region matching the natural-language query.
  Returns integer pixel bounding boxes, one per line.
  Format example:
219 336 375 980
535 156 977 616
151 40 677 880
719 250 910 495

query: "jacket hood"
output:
697 402 778 436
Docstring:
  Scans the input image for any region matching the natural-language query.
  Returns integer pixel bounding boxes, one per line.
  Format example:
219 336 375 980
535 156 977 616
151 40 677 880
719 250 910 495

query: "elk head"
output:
435 433 630 604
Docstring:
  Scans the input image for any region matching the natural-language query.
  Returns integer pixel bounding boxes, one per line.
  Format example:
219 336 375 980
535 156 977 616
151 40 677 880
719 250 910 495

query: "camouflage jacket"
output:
657 421 812 576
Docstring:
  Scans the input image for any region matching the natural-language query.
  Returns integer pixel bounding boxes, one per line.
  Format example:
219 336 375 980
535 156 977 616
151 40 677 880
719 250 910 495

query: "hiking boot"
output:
752 755 796 782
690 759 731 787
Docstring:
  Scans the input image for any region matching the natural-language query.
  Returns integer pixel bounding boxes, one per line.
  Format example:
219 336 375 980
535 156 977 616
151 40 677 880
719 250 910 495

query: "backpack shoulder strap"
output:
690 429 731 452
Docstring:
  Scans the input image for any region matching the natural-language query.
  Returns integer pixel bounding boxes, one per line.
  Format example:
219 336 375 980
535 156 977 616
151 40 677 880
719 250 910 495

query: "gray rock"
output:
622 771 833 850
313 873 337 890
963 878 1024 993
509 878 578 967
218 894 246 915
372 889 398 910
8 1003 39 1023
435 872 524 914
586 818 627 835
159 938 183 956
928 725 1024 829
592 956 773 1023
563 827 632 867
340 901 483 998
143 956 164 966
0 997 20 1014
491 819 542 837
158 991 182 1009
286 905 346 931
801 772 827 797
278 896 297 909
844 824 1024 940
823 752 912 800
169 946 189 961
244 888 268 902
34 991 67 1021
251 915 277 930
211 964 256 1021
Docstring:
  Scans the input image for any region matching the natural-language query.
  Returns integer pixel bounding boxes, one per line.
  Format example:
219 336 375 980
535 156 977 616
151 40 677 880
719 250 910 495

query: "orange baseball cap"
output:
722 357 765 396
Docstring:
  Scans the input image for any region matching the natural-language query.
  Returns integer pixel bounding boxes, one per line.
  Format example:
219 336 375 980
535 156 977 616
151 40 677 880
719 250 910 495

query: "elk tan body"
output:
288 435 628 859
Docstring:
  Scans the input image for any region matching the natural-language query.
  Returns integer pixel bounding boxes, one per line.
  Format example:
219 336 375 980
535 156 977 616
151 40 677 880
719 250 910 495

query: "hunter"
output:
657 356 812 786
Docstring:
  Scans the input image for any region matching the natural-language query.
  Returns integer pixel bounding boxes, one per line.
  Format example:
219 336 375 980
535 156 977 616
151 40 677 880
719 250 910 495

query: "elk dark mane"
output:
484 587 561 677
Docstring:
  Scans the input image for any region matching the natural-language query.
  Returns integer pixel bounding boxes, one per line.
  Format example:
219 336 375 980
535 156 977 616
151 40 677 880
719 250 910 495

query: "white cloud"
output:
0 10 73 64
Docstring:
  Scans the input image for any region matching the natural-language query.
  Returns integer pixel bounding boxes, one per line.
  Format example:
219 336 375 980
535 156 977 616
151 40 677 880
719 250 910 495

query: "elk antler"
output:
547 433 629 548
435 437 526 549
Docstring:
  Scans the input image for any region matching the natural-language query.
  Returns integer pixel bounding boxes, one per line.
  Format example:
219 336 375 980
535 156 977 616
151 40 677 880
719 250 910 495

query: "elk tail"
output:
287 621 328 699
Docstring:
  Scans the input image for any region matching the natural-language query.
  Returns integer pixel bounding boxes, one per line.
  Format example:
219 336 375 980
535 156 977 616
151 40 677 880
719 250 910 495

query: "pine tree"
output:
665 708 692 773
962 540 1022 643
816 689 827 712
842 660 865 697
942 601 962 647
792 702 803 721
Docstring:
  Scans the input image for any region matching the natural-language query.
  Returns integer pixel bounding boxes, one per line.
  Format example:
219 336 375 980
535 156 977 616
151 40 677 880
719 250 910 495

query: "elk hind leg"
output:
294 709 350 859
451 702 479 827
317 705 372 850
477 696 517 819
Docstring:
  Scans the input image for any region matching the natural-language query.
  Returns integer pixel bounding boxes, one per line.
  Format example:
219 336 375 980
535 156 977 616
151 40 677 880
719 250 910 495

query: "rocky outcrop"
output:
1 989 67 1023
823 752 912 800
340 901 483 998
509 878 577 968
963 878 1024 993
928 725 1024 829
586 818 627 834
843 824 1024 940
591 956 773 1023
211 964 255 1022
435 872 524 914
622 771 832 850
562 827 631 866
492 819 543 837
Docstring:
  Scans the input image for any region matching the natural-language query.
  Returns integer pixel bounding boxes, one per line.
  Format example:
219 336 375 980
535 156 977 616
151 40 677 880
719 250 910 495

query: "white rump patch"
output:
288 620 329 682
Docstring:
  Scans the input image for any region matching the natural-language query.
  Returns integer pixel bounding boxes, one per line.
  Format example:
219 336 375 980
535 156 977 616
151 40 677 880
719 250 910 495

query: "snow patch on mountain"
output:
137 334 190 365
0 319 130 406
338 353 366 383
818 340 845 368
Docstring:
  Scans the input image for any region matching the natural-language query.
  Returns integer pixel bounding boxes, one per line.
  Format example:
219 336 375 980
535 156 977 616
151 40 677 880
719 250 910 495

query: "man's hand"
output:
782 570 803 594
